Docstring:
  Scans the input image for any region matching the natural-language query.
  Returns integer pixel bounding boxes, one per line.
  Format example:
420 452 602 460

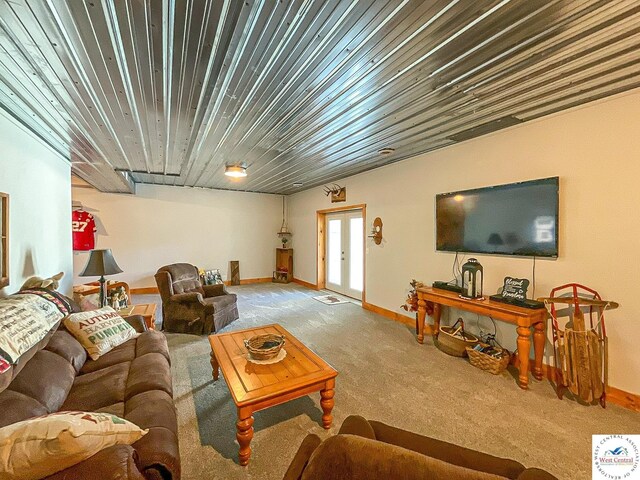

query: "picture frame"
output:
201 268 224 285
0 193 8 288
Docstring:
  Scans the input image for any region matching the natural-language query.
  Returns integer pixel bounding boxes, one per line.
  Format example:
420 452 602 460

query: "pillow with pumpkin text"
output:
64 306 139 360
0 411 147 480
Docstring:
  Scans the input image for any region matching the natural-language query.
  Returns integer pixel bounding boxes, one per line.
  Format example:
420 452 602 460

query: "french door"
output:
325 210 364 299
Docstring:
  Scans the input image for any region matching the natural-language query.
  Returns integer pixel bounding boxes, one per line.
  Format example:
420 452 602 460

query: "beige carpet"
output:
138 283 640 479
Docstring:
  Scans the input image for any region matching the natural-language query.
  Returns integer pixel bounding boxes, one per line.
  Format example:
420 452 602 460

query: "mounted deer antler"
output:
323 184 343 196
323 184 346 202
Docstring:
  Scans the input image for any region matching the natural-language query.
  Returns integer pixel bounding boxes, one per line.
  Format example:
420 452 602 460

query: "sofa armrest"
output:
44 445 146 480
282 434 322 480
124 314 149 333
133 427 181 480
170 292 204 304
202 284 227 297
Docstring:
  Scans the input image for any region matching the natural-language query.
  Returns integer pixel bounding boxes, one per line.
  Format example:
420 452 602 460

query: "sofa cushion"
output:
204 294 237 309
43 444 146 480
0 390 48 428
62 362 129 412
136 330 171 363
44 330 87 373
302 435 508 480
161 263 204 295
80 338 137 374
125 353 173 400
7 350 75 413
96 402 126 418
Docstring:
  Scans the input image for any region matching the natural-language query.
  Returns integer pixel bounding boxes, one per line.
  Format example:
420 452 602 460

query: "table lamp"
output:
79 249 123 307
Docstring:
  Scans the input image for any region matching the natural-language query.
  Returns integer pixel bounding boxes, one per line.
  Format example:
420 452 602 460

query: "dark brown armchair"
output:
154 263 239 334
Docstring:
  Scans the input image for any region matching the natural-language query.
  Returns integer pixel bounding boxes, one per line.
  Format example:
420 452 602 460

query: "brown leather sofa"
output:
0 315 180 480
284 415 557 480
155 263 239 334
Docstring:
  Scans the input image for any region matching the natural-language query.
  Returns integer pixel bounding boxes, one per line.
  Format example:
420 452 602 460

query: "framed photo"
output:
201 268 224 285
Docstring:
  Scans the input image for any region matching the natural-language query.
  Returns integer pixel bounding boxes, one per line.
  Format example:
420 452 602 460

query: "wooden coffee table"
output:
208 324 338 466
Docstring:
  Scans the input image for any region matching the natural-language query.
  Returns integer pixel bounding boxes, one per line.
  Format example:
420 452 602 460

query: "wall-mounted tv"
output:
436 177 559 258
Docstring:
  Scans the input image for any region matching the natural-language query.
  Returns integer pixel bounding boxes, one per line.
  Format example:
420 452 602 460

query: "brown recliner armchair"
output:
284 416 558 480
155 263 239 334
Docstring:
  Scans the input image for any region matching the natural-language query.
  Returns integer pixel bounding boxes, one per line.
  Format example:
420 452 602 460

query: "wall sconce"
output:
368 217 383 245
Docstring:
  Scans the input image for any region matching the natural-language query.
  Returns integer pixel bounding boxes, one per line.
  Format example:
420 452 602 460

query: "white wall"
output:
72 184 283 288
0 110 73 295
289 89 640 395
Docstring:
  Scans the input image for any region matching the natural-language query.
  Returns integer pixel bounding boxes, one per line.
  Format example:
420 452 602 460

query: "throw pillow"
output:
64 306 139 360
0 411 147 480
73 291 100 311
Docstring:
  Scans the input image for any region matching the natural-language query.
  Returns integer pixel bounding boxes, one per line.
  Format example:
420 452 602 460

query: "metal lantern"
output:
461 258 483 299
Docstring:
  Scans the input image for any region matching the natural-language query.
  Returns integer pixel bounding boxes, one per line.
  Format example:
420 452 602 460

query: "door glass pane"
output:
327 219 341 285
349 217 363 292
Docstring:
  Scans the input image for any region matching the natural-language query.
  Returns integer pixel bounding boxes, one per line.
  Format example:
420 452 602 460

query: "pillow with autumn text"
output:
0 411 147 480
64 306 139 360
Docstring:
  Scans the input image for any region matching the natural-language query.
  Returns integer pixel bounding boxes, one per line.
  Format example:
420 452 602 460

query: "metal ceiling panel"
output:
1 0 639 194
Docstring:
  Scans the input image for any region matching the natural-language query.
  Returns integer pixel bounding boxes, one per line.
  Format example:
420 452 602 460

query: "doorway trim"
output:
316 203 366 302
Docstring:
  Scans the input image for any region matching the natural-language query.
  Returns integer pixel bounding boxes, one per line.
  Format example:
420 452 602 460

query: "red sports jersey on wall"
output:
72 210 96 251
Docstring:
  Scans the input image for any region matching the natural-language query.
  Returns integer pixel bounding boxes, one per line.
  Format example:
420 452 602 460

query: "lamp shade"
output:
79 249 123 277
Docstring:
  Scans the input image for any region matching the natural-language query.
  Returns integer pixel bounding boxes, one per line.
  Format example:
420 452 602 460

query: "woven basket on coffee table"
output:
244 333 285 361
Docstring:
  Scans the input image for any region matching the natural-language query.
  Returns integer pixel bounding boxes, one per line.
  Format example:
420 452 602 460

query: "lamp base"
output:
99 276 107 307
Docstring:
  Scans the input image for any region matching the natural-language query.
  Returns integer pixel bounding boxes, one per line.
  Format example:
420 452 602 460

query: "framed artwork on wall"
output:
0 193 8 288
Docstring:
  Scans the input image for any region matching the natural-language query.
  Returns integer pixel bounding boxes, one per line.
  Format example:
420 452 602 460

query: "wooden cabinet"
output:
273 248 293 283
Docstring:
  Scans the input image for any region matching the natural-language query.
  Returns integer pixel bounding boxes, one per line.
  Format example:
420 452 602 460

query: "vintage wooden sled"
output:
539 283 618 408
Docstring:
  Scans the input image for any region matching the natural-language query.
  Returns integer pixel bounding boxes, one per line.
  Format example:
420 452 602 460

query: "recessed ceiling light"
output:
293 182 303 187
224 165 247 178
379 148 395 155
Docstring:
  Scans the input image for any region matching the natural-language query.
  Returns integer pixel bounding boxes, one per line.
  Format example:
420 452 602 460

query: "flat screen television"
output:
436 177 559 257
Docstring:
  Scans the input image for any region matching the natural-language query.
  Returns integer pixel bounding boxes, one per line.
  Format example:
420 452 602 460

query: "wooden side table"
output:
121 303 157 330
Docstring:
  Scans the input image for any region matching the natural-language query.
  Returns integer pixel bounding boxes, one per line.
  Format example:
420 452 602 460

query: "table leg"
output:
533 321 545 380
210 351 219 381
320 379 335 429
417 299 426 344
516 326 531 389
432 303 441 338
237 408 254 466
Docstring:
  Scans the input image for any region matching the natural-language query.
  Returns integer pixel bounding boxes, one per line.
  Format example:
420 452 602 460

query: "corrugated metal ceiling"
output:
1 0 639 194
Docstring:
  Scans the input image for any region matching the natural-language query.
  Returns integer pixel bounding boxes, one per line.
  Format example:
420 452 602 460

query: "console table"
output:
416 287 547 389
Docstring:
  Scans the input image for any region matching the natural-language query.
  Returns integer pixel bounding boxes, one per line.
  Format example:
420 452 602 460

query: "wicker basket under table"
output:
466 343 511 375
